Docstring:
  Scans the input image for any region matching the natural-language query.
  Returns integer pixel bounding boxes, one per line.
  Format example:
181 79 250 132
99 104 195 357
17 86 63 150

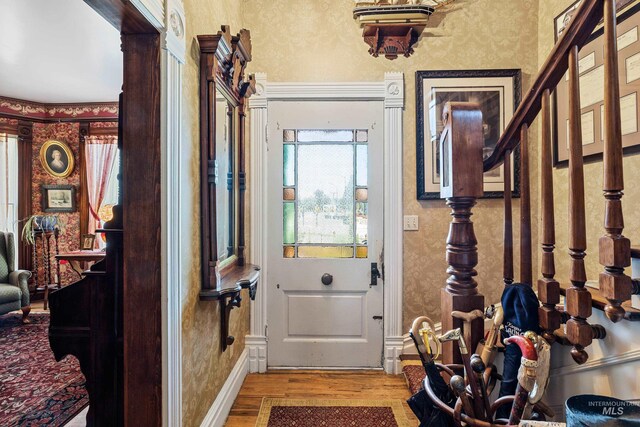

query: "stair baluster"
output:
503 149 514 286
519 124 532 286
599 0 633 322
538 89 561 344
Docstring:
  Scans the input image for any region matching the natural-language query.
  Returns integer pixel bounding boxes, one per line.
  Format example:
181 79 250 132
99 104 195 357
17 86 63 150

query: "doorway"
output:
267 101 384 367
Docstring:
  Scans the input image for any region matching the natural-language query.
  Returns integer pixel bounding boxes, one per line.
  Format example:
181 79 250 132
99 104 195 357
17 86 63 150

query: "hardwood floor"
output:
224 370 418 426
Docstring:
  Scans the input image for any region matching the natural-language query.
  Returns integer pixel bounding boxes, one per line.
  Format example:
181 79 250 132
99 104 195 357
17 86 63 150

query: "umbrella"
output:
407 316 455 427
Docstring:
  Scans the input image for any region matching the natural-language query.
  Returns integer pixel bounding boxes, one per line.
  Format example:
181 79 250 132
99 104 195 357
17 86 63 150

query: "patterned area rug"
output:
402 364 426 395
0 313 88 426
256 398 412 427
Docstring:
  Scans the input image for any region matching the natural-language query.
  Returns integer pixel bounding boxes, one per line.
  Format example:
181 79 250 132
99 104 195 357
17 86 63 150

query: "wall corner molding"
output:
199 349 249 427
162 0 186 63
246 335 268 373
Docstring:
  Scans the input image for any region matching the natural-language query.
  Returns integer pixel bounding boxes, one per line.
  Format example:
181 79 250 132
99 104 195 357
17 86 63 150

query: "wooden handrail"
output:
483 0 603 172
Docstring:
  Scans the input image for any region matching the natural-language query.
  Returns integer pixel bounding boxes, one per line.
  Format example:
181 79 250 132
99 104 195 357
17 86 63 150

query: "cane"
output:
450 374 475 420
480 307 504 367
470 354 493 422
439 328 487 421
504 334 538 425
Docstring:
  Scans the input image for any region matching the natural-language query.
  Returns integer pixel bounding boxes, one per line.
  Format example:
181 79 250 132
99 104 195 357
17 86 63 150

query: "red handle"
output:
505 335 538 360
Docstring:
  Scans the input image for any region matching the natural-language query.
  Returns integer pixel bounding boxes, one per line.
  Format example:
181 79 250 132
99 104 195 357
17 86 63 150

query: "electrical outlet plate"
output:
403 215 418 231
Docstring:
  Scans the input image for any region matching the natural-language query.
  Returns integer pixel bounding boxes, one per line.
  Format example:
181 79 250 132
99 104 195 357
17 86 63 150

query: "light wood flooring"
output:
224 370 418 426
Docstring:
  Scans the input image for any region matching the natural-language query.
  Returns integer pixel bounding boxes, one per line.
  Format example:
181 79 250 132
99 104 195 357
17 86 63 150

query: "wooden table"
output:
56 250 106 278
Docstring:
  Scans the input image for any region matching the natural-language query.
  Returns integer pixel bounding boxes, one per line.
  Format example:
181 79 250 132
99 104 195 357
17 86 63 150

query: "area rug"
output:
402 363 426 395
0 313 89 426
255 398 412 427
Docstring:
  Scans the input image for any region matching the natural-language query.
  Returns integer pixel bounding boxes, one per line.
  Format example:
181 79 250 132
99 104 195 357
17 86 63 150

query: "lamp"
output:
353 0 456 60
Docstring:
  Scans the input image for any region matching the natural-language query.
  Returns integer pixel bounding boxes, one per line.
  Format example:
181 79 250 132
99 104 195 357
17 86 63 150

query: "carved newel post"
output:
440 102 485 364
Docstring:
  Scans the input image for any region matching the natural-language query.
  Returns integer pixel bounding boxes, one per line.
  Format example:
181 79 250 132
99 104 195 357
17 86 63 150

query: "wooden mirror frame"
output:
197 26 256 294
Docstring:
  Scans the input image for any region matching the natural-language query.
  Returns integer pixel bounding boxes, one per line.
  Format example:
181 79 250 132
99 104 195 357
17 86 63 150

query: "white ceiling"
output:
0 0 122 104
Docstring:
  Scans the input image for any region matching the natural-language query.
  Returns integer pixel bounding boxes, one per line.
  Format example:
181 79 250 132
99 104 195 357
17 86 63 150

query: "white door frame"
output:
247 73 404 374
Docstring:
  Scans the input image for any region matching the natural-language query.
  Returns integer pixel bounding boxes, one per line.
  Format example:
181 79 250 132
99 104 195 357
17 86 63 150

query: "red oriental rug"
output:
255 398 412 427
402 364 426 395
0 313 88 426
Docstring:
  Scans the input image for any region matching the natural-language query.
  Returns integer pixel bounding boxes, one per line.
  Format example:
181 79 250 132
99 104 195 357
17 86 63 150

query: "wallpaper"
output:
242 0 541 330
538 1 640 292
180 0 249 426
31 122 81 287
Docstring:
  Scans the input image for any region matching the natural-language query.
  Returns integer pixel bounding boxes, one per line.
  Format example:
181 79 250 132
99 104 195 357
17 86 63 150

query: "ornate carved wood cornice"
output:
0 96 118 122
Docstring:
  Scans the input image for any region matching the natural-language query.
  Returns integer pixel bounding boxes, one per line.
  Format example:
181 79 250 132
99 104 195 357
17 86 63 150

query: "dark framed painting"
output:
42 185 76 213
416 69 522 200
553 0 640 165
39 139 74 178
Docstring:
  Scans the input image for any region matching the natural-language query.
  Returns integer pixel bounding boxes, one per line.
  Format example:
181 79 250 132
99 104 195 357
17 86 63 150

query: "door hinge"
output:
265 324 268 342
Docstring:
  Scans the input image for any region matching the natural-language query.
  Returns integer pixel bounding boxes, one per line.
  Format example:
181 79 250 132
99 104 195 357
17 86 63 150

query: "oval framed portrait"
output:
40 139 74 178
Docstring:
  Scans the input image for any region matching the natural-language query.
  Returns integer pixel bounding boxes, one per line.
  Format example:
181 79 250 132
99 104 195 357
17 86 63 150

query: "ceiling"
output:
0 0 122 104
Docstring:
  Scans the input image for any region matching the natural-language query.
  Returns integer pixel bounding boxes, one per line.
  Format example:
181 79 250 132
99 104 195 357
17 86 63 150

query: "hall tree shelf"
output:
197 25 259 351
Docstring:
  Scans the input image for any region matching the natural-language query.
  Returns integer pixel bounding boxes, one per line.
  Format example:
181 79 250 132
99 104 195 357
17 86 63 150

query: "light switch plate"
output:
403 215 419 231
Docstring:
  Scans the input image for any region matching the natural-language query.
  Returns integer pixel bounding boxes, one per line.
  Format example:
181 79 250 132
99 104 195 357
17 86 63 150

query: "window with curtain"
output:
0 132 19 268
84 135 118 248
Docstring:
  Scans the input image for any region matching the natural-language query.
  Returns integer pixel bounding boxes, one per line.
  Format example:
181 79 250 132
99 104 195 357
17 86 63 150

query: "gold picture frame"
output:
40 139 74 178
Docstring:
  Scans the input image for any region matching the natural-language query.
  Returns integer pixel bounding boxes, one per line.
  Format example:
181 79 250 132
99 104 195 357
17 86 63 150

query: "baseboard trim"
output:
384 336 404 374
200 349 248 427
550 348 640 377
246 335 268 373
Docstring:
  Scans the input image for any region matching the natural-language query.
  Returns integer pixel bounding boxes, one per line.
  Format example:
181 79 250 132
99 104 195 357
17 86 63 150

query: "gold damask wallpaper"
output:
181 0 248 426
538 1 640 291
243 0 541 330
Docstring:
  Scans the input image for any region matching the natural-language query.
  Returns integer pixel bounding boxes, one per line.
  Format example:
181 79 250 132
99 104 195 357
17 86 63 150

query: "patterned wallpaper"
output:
538 1 640 290
31 122 81 287
181 0 247 426
242 0 541 330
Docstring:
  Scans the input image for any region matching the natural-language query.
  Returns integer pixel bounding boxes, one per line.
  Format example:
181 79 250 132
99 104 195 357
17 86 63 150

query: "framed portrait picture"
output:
80 234 96 250
553 0 640 165
39 139 75 178
416 69 521 200
42 185 76 213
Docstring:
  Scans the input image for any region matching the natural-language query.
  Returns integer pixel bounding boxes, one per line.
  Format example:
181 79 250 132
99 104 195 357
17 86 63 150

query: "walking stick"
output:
504 335 538 425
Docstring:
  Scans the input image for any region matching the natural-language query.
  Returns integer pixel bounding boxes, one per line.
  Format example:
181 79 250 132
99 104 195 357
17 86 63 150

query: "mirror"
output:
197 26 255 292
215 89 234 263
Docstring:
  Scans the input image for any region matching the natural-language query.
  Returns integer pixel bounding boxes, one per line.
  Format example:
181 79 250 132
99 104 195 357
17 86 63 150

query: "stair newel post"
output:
440 102 485 365
520 124 532 286
503 149 514 286
566 45 594 364
538 89 561 343
600 0 632 322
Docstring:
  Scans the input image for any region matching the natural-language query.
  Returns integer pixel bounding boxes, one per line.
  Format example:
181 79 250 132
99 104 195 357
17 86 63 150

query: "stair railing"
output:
440 0 635 365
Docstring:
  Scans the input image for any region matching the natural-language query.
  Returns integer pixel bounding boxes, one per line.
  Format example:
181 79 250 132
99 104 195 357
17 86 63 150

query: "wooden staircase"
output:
440 0 640 366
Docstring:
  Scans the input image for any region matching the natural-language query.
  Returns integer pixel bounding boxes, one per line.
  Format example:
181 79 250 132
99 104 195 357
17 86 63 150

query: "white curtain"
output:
85 136 118 248
0 133 19 269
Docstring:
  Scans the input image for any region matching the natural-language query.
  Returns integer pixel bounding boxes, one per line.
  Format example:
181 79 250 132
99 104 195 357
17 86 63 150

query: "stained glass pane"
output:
283 202 295 244
297 144 354 244
283 246 295 258
284 129 296 142
283 188 295 201
356 202 368 245
297 130 354 142
283 144 295 187
298 246 354 258
356 144 368 186
355 188 368 202
356 246 368 258
356 130 368 142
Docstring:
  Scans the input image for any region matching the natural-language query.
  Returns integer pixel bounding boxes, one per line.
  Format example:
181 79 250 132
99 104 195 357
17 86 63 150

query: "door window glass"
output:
282 129 369 258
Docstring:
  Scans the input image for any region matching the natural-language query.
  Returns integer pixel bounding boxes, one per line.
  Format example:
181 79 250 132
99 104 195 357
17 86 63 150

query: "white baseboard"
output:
246 335 268 373
200 349 248 427
384 336 404 374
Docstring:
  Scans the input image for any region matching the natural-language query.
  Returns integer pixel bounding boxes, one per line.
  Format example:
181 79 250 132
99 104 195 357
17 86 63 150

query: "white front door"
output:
267 100 384 367
0 133 19 268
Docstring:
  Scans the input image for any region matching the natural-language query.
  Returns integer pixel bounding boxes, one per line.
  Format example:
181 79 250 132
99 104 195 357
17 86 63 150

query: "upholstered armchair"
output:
0 231 31 322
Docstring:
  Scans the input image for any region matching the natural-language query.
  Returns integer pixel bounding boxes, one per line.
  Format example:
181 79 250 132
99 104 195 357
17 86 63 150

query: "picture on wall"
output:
554 0 636 42
416 69 521 200
39 139 75 178
553 0 640 164
42 185 76 213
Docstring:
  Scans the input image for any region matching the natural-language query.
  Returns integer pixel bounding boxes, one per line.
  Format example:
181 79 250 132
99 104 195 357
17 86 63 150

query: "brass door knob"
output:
321 273 333 285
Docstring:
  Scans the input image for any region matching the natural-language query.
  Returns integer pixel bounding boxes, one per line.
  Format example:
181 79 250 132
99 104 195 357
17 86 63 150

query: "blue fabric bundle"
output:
566 395 640 426
496 283 541 420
